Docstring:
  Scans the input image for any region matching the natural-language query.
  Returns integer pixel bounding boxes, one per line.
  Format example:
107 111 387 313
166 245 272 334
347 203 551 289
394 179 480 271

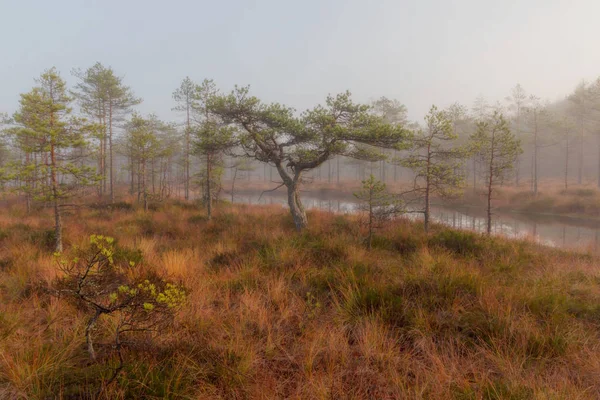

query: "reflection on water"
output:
231 192 600 251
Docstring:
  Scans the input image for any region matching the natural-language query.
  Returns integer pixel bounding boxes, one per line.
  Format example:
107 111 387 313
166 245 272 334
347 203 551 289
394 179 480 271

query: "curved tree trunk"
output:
287 183 307 231
273 162 308 231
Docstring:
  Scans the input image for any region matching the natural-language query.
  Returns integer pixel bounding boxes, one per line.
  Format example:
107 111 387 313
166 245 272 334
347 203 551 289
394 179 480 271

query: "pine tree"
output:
123 114 167 211
72 63 141 202
172 77 198 201
194 121 235 220
505 84 528 186
567 82 590 185
401 105 466 232
471 112 522 234
210 88 409 230
8 68 99 251
354 174 402 250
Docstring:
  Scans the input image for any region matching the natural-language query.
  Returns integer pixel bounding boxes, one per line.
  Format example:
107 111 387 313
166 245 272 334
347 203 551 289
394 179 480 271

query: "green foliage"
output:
122 113 177 209
6 68 100 202
2 68 101 251
106 201 135 211
338 283 408 328
372 96 408 125
72 62 141 122
391 230 423 254
304 291 322 320
209 86 411 229
471 111 522 233
292 233 348 266
429 230 486 257
354 174 402 249
401 105 467 200
471 112 522 186
401 271 480 312
55 234 186 389
112 244 143 268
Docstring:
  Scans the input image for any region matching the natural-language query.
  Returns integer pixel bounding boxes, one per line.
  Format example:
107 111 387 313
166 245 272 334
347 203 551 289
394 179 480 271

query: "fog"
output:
1 0 600 121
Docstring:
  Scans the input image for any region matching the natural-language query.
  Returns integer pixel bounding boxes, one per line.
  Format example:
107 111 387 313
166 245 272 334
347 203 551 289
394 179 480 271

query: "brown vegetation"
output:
451 181 600 220
1 199 600 398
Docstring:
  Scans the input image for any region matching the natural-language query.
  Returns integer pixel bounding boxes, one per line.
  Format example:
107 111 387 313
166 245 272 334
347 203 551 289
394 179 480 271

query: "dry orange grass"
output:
1 197 600 398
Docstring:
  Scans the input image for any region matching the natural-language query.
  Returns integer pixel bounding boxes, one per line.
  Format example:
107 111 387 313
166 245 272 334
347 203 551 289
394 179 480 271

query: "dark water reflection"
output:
230 191 600 251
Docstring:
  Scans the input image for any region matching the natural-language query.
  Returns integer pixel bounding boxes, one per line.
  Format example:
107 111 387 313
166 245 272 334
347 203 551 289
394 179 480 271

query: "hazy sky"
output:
1 0 599 122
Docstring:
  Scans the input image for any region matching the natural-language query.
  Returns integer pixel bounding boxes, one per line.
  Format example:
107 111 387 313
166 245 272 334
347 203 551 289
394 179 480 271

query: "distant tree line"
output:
3 64 600 249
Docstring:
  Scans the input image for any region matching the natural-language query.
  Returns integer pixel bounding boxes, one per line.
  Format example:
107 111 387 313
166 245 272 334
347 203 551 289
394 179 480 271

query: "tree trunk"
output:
424 143 432 233
515 108 521 187
231 167 237 203
206 154 212 220
48 91 63 252
472 157 477 189
185 101 190 200
109 102 114 203
103 121 108 195
50 142 62 252
565 131 569 190
424 185 430 233
367 185 373 250
597 134 600 188
578 118 584 185
533 112 538 196
534 145 538 196
487 178 493 235
142 161 148 211
487 152 494 236
129 156 135 195
86 310 102 362
287 182 308 231
151 160 156 195
137 160 142 203
142 160 148 212
393 150 397 182
25 149 31 214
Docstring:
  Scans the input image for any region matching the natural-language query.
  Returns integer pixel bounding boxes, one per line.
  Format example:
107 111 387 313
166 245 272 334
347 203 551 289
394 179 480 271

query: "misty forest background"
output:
1 64 600 211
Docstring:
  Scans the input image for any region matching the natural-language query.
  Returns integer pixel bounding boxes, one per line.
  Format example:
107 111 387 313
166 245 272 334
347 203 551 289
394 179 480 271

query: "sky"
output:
1 0 599 122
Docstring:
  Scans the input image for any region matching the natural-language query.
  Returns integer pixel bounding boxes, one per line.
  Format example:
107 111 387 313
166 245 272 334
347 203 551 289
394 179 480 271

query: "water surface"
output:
229 190 600 251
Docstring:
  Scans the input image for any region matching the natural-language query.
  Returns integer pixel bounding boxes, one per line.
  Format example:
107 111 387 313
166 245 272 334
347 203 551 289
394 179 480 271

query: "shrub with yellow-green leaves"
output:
54 234 186 390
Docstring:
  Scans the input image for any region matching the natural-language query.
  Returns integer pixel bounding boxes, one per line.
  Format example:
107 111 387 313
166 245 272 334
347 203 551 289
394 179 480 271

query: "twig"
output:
258 182 285 202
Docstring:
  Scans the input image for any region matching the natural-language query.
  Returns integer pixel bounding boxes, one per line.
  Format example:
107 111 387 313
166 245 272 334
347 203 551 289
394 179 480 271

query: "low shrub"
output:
429 229 486 257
